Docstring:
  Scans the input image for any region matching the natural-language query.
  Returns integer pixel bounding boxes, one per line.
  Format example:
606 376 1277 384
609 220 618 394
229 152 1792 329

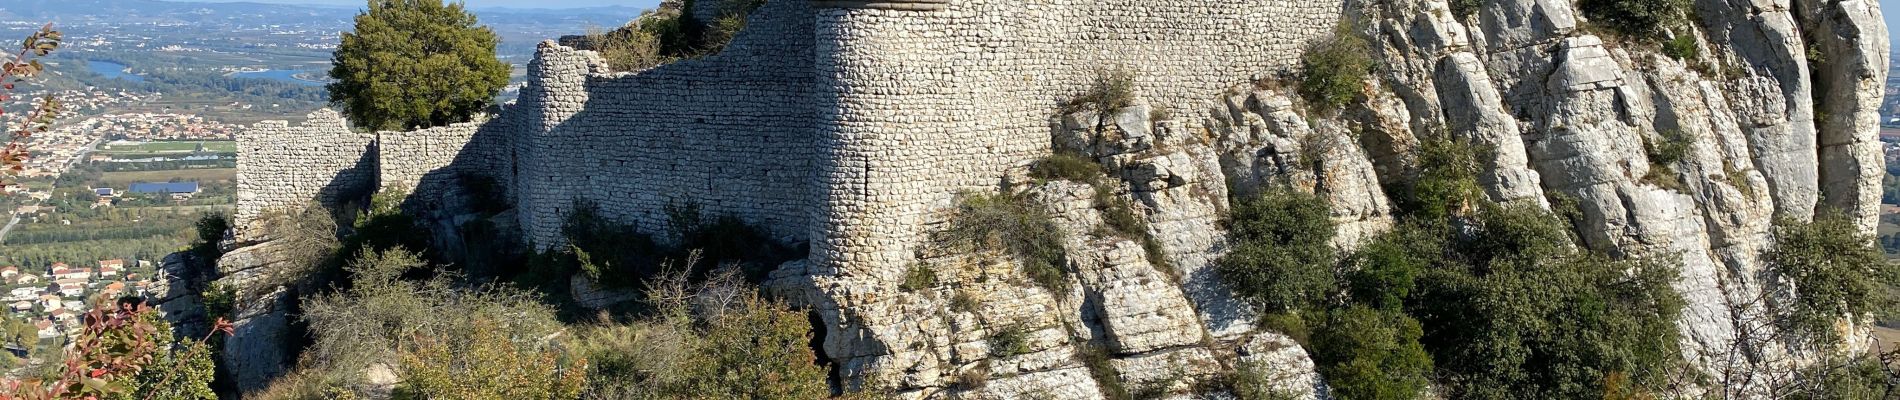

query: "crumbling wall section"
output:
511 0 819 247
233 109 376 240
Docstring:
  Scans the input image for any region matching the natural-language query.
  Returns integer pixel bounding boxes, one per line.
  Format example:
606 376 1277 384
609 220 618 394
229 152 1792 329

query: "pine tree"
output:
328 0 510 131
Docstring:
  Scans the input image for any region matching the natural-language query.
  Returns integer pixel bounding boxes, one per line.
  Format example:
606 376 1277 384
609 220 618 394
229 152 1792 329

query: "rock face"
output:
1359 0 1886 395
153 241 309 393
214 0 1885 397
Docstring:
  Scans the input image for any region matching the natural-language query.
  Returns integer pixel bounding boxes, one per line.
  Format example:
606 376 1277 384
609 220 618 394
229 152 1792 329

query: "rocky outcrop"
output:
1356 0 1886 394
767 0 1884 396
153 240 310 393
768 96 1388 398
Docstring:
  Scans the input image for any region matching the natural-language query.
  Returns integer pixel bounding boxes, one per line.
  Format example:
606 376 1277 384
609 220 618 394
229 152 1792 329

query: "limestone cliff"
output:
767 0 1888 397
201 0 1888 397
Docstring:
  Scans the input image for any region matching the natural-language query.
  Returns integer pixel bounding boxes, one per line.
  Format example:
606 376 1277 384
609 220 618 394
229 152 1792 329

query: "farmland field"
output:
97 140 237 154
99 168 237 185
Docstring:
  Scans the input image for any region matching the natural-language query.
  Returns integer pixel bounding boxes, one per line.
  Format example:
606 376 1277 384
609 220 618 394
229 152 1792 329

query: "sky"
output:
184 0 659 9
167 0 1900 49
1887 0 1900 51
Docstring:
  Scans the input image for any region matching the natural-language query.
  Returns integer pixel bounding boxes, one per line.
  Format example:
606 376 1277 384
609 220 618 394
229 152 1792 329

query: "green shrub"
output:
191 213 228 256
666 202 798 284
1094 184 1151 238
1067 67 1138 114
1309 306 1433 400
1449 0 1482 18
575 268 830 400
256 204 343 291
951 290 981 313
1403 204 1684 399
298 249 565 384
395 317 586 399
1299 24 1373 113
1649 130 1694 166
1766 211 1900 347
1784 353 1900 400
1578 0 1689 38
1226 360 1303 400
1662 34 1698 60
106 313 220 400
328 0 511 131
532 200 792 300
1391 133 1484 222
900 264 938 292
200 283 236 321
589 0 765 72
936 192 1071 294
988 324 1034 357
1641 129 1691 191
592 21 668 72
1724 160 1756 198
665 293 829 399
1030 153 1105 183
1257 312 1313 346
1344 223 1439 311
1216 188 1338 313
1462 203 1576 269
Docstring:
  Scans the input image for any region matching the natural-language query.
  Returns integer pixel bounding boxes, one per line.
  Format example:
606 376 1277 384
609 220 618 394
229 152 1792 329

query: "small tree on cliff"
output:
328 0 510 131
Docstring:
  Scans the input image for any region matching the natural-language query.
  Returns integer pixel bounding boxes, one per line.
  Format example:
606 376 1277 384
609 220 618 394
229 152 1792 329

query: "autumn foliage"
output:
0 24 62 184
0 300 230 400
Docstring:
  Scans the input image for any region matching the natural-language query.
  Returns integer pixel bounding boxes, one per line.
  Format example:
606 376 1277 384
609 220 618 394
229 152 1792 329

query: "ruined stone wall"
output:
376 118 486 194
806 0 1343 288
237 107 513 238
234 109 376 239
512 0 819 247
789 0 1345 387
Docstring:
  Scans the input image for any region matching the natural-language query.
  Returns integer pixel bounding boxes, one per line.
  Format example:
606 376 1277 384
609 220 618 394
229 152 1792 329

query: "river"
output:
85 60 144 82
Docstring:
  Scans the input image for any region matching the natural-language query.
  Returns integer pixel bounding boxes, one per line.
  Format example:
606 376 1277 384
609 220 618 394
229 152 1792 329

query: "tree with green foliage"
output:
1577 0 1689 38
1214 129 1686 398
1309 306 1433 400
1402 204 1684 399
1781 353 1900 400
1216 188 1338 313
1299 22 1372 113
328 0 510 131
1343 222 1439 311
1766 211 1900 348
1390 132 1484 221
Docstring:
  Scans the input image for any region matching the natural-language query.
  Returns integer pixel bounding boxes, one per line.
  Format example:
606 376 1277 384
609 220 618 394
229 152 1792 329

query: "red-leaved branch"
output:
0 24 63 187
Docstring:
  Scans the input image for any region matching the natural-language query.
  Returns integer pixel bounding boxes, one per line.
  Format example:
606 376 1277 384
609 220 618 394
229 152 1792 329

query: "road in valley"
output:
0 137 102 244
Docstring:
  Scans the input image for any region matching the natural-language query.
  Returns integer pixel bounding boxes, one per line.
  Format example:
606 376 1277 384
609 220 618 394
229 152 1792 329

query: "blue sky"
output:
187 0 660 9
1886 0 1900 50
175 0 1900 49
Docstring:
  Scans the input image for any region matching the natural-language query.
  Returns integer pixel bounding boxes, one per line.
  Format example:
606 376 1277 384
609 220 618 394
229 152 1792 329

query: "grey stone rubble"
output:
202 0 1886 397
